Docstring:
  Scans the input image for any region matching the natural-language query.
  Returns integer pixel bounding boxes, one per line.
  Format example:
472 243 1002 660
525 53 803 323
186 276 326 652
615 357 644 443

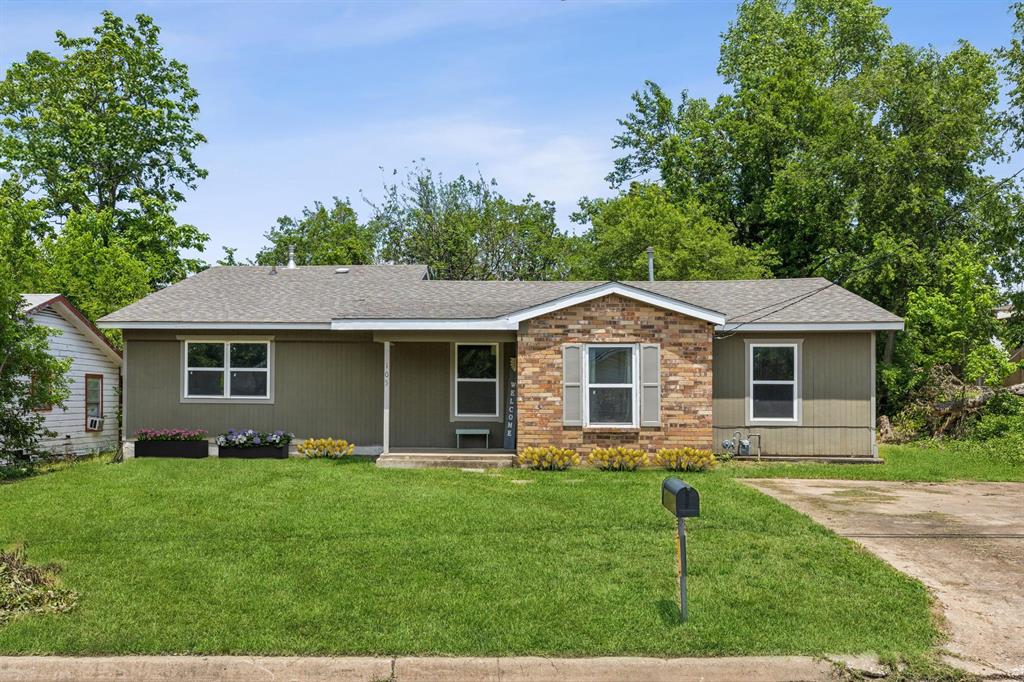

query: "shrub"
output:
0 546 77 625
296 438 356 459
216 429 294 448
134 428 207 442
654 447 717 472
518 446 580 471
588 446 648 471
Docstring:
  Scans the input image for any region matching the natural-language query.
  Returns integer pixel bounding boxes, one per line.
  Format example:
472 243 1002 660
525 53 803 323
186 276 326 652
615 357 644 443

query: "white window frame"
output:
583 343 640 428
747 341 800 424
452 342 502 421
182 340 273 402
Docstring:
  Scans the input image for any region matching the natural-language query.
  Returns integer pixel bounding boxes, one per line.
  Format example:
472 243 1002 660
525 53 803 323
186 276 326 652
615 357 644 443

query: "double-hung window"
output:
85 374 103 429
749 342 799 422
584 344 638 427
184 341 271 400
453 343 500 419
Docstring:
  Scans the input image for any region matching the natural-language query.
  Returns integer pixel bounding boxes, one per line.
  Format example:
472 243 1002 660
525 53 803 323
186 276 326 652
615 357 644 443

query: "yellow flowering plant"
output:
654 447 717 472
588 446 648 471
518 446 580 471
296 438 356 459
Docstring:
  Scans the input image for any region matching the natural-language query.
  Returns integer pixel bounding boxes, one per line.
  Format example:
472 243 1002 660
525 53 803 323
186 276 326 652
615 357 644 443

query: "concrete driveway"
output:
743 479 1024 678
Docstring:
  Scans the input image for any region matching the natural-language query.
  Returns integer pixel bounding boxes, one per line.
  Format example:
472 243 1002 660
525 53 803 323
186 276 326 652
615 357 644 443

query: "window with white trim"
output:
749 342 798 421
584 344 638 427
453 343 499 418
184 341 270 399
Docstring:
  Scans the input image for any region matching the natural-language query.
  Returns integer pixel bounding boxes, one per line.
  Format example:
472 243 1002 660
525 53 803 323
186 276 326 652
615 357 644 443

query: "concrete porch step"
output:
376 453 518 470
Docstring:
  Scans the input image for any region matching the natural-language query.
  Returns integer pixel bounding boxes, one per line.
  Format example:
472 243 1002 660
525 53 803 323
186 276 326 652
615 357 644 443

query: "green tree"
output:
0 179 48 292
371 164 571 280
572 183 775 280
0 11 209 284
609 0 1020 315
0 281 71 460
37 208 151 337
255 198 376 266
884 242 1018 408
1000 2 1024 151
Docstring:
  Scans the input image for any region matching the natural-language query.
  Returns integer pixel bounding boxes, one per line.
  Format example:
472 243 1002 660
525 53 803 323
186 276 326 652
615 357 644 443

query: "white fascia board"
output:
715 321 905 332
97 321 332 331
332 318 517 331
505 282 727 326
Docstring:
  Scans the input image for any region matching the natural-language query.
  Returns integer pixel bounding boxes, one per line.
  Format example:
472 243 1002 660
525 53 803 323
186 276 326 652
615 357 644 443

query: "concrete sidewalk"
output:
0 655 839 682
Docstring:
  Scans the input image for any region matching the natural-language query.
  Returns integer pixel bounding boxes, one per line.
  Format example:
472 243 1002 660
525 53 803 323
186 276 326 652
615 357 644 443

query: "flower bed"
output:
217 429 294 459
134 429 209 458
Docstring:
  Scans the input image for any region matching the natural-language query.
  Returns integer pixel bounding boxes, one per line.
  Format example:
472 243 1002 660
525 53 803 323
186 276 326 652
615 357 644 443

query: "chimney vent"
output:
287 245 296 269
646 246 655 282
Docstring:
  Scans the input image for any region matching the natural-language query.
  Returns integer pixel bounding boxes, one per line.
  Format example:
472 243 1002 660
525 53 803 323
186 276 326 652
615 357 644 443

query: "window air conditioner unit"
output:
87 416 104 431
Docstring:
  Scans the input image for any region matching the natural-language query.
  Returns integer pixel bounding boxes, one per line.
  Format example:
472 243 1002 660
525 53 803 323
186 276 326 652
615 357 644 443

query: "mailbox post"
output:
661 477 700 621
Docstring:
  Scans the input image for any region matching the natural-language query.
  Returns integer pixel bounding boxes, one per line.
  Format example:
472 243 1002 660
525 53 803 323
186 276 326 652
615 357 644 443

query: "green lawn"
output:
0 455 936 657
724 443 1024 482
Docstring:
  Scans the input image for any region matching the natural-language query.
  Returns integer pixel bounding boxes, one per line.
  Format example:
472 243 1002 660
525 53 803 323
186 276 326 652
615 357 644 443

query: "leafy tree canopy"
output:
37 208 151 343
608 0 1021 315
371 164 572 280
884 241 1019 407
0 11 209 284
254 198 377 266
571 183 776 280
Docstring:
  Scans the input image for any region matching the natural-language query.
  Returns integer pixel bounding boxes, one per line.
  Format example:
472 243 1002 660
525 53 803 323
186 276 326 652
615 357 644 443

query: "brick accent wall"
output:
516 294 714 454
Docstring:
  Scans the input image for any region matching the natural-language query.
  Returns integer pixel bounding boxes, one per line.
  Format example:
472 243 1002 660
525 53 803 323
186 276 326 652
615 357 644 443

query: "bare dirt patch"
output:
742 479 1024 678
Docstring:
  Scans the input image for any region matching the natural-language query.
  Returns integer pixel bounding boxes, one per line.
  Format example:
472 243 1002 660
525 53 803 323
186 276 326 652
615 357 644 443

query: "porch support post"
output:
382 341 391 454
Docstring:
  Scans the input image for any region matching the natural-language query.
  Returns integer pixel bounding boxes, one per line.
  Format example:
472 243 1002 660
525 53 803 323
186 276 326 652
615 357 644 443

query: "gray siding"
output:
124 330 383 444
712 332 875 457
390 341 511 448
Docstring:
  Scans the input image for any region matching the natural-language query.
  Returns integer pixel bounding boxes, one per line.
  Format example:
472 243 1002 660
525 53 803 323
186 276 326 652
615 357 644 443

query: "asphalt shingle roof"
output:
97 265 901 326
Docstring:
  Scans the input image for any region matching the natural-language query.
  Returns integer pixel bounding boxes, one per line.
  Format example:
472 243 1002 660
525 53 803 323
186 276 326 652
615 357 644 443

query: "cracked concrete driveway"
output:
743 479 1024 678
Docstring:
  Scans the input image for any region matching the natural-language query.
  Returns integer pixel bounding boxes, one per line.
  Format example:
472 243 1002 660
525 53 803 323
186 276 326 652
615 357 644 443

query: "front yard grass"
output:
723 443 1024 482
0 456 935 657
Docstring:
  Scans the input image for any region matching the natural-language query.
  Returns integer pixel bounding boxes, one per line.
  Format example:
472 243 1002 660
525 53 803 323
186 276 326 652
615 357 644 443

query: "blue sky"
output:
0 0 1017 262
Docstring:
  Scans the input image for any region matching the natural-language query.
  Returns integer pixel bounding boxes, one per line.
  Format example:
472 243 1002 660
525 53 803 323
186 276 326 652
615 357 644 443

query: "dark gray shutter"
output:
562 344 583 425
640 344 660 426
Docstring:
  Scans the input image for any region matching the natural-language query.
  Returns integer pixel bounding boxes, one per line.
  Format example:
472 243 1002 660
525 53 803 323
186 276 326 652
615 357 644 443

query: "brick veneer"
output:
516 294 714 454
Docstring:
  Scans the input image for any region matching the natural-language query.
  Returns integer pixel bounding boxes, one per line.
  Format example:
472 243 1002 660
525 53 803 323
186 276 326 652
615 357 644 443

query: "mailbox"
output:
661 477 700 518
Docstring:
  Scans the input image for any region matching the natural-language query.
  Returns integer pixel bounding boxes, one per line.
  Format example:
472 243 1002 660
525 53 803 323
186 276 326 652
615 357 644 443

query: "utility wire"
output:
714 165 1024 339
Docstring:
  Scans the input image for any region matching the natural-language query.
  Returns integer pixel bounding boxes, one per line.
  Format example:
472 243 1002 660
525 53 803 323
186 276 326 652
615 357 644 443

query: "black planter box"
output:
135 440 209 458
218 445 288 459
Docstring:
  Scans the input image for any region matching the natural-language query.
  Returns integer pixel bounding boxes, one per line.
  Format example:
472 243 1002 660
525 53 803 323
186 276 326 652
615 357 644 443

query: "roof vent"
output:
335 267 350 274
287 245 296 269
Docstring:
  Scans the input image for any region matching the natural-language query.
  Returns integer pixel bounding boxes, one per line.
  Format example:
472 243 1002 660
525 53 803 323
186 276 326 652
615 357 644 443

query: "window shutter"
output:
562 344 583 426
640 344 660 426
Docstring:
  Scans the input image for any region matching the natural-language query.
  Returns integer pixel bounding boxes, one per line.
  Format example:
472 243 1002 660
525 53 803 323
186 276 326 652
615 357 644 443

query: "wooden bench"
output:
455 428 490 449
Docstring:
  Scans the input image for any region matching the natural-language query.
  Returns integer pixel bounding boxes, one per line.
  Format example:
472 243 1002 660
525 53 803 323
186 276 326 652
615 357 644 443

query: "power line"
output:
715 165 1024 339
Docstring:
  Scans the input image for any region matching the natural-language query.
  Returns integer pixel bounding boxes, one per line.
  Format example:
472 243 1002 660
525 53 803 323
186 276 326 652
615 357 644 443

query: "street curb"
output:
0 655 838 682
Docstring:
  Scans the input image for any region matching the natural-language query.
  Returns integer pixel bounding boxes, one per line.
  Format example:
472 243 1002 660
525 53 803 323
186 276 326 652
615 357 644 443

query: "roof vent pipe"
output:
646 246 655 282
287 245 296 269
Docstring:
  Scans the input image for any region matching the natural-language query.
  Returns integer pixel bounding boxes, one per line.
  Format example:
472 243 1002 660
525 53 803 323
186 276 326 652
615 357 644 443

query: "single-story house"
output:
96 265 903 462
22 294 123 456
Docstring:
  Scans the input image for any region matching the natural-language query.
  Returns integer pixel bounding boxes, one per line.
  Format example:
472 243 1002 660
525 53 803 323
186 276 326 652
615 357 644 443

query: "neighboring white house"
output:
21 294 122 456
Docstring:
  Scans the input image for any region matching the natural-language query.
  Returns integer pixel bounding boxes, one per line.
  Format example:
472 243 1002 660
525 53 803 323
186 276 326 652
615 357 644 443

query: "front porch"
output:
379 333 518 468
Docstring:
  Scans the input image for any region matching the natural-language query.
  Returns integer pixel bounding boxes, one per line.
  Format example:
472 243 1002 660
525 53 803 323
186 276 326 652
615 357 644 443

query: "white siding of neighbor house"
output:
32 307 121 455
